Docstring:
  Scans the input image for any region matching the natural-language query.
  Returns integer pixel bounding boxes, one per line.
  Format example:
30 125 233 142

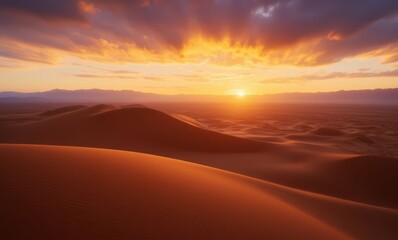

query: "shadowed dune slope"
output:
311 127 345 136
311 155 398 208
0 105 263 153
38 105 87 117
248 153 398 210
0 144 348 240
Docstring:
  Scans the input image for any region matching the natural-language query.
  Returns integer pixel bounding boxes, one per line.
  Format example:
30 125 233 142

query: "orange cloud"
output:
327 31 343 41
78 1 99 14
0 0 397 67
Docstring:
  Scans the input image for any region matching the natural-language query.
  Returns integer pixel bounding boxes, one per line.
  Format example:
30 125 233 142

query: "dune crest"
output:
38 105 87 117
0 106 263 153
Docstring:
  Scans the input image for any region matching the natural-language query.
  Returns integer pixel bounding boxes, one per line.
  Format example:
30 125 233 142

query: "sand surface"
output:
1 103 398 239
1 144 352 240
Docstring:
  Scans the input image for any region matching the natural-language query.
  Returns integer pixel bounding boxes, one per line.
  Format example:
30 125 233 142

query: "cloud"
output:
73 72 164 81
110 70 139 74
74 73 105 78
0 40 58 63
310 16 398 65
0 0 84 21
383 54 398 64
0 0 398 65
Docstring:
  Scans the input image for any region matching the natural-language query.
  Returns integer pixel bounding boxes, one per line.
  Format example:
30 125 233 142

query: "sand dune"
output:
311 127 345 136
0 144 350 240
348 132 374 144
1 104 397 239
253 176 398 240
229 151 398 209
38 105 87 117
162 148 398 210
0 105 262 153
310 155 398 208
171 113 205 128
1 104 397 209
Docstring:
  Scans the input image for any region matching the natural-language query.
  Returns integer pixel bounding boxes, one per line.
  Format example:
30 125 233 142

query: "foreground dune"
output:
1 144 349 240
2 144 398 239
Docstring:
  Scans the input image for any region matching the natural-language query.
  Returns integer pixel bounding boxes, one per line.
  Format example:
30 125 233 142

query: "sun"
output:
235 89 246 97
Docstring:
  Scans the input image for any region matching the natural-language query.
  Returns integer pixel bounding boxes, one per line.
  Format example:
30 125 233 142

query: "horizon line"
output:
1 87 397 97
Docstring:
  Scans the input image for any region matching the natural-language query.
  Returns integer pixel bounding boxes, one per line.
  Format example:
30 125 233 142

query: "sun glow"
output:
236 89 246 97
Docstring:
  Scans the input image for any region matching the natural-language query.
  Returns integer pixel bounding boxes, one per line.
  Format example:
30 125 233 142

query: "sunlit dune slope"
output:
0 144 348 240
0 105 262 152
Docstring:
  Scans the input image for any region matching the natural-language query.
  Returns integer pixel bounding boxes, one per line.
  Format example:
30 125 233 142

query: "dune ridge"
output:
38 105 87 117
2 144 398 239
0 105 263 153
1 144 350 240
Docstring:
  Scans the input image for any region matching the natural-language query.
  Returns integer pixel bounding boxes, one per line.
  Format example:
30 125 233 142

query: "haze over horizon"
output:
1 0 398 95
1 88 397 105
2 86 398 96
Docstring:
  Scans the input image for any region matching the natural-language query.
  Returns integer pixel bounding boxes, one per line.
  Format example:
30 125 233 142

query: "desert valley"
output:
1 97 398 239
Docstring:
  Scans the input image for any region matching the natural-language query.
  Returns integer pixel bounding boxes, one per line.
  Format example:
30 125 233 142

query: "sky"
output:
0 0 398 95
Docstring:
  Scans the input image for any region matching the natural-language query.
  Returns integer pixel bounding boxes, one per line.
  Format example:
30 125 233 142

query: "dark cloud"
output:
253 0 398 47
89 0 398 48
0 0 398 65
311 16 398 65
0 0 84 21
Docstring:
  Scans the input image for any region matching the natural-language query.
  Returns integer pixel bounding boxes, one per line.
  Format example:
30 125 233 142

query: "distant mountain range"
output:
0 88 397 104
259 88 398 104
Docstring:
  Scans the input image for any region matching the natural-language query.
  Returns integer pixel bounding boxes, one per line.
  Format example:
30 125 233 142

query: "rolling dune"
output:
0 144 349 240
311 127 345 136
0 105 263 153
38 105 87 117
1 104 397 209
247 154 398 209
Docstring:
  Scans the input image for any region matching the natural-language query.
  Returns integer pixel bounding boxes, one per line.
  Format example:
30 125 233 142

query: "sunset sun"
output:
236 89 246 97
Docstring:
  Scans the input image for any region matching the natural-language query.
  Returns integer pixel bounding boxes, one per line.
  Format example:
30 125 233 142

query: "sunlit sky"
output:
1 0 397 95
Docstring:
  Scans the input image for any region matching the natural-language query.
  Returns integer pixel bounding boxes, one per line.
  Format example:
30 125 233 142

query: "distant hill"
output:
256 88 398 105
0 88 397 104
0 89 161 102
